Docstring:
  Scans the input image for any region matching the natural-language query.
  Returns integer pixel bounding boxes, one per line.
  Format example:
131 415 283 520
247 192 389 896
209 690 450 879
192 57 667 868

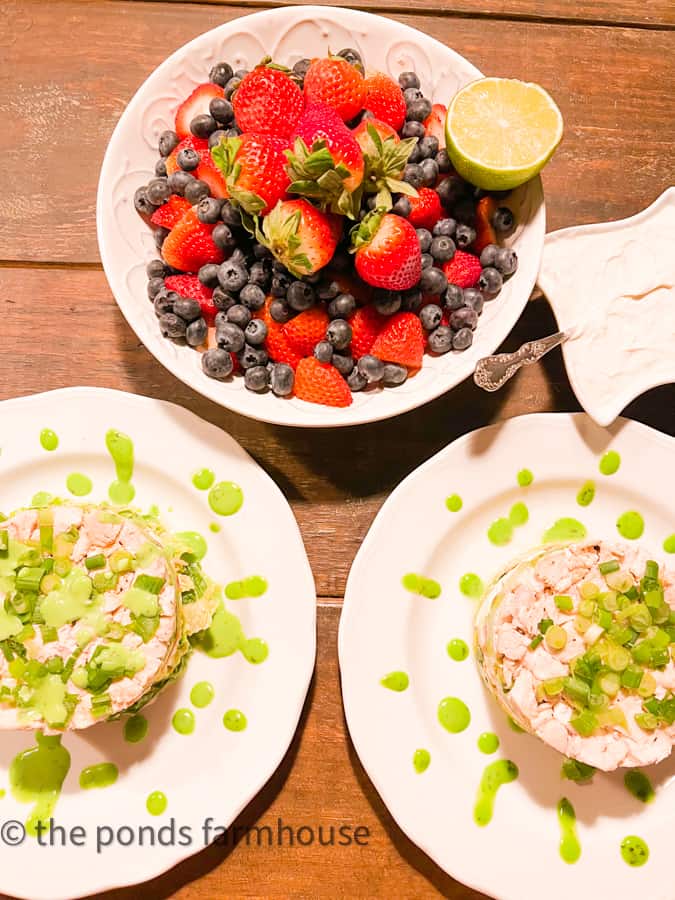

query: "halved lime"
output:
445 77 563 191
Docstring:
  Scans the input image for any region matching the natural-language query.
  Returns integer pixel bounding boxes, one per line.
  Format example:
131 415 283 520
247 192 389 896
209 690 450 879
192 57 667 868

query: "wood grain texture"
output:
1 2 674 262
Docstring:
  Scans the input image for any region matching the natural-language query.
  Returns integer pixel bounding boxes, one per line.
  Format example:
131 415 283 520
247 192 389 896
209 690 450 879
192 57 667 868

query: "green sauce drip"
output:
40 429 59 452
577 480 596 507
208 481 243 516
459 573 484 598
225 575 268 600
438 696 471 733
124 714 148 743
617 511 644 540
190 681 215 708
447 638 469 661
620 835 649 867
507 716 524 733
401 573 441 599
79 762 118 790
241 638 268 664
66 473 92 497
192 468 215 491
31 491 53 509
146 791 167 816
624 770 654 803
509 502 529 527
664 534 675 553
474 760 518 826
9 733 71 836
209 523 221 533
106 429 135 504
172 708 195 735
445 494 463 512
487 517 513 546
191 600 268 665
557 797 581 863
477 732 499 754
599 450 621 475
175 531 207 561
413 749 431 773
223 709 247 732
517 468 533 487
380 671 409 692
543 517 587 543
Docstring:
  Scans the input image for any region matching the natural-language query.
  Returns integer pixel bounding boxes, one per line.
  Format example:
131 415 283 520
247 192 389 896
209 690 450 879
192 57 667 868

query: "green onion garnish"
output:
570 710 598 737
40 624 58 644
555 595 573 612
133 574 165 595
538 618 553 635
528 634 543 650
645 560 659 580
91 693 112 719
85 553 106 571
16 566 45 593
46 656 64 674
635 712 658 731
0 530 9 556
621 664 644 689
599 560 620 575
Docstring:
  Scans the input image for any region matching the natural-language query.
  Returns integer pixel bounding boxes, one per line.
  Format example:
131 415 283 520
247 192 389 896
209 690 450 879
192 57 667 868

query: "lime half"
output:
445 77 563 191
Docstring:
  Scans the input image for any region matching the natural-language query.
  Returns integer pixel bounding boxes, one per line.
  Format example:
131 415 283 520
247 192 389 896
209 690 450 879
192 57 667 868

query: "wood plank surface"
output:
1 2 674 263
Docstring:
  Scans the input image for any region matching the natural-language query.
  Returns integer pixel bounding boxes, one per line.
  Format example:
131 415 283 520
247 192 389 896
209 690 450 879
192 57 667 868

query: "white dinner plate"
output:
0 387 315 900
339 412 675 900
96 5 545 427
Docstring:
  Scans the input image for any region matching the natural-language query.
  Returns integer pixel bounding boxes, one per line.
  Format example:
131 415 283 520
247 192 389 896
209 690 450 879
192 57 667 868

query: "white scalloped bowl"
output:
97 5 545 427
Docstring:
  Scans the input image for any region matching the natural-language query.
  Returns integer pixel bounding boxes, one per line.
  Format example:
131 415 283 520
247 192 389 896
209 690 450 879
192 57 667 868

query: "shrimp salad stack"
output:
475 541 675 771
0 502 218 731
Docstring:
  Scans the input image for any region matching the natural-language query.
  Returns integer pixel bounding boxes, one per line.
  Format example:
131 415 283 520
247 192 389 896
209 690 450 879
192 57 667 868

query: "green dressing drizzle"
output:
557 798 581 863
577 480 596 506
663 534 675 553
624 770 654 803
209 523 221 533
507 716 524 733
459 573 484 598
192 468 215 491
413 749 431 773
225 575 268 600
509 502 529 527
9 733 71 836
517 469 533 487
477 732 500 754
66 473 92 497
208 481 243 516
599 451 621 475
402 573 441 599
31 491 53 509
543 518 587 543
447 638 469 661
487 517 513 546
146 791 167 816
172 708 195 735
191 600 268 664
438 697 471 733
223 709 247 732
620 835 649 867
105 429 135 504
124 715 148 743
40 429 59 452
617 511 644 540
190 681 215 708
175 531 207 561
79 762 118 790
474 760 518 826
445 494 463 512
381 671 409 692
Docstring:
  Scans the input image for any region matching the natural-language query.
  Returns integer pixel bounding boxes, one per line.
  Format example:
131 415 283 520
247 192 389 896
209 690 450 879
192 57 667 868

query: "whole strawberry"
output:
232 63 304 138
150 195 191 229
303 57 366 122
161 207 225 272
348 305 386 359
257 198 342 278
442 249 482 288
352 119 417 209
211 134 290 216
370 312 425 369
283 307 330 357
350 210 421 291
363 73 407 132
407 187 442 230
295 357 352 407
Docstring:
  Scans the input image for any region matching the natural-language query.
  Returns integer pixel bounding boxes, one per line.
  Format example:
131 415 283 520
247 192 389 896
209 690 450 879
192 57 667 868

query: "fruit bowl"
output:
97 5 545 427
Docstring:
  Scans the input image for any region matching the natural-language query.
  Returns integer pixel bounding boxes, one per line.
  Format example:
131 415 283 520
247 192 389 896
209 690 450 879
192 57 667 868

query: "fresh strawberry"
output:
351 210 421 291
165 274 218 325
442 249 482 288
161 207 225 273
352 119 417 209
423 103 447 144
266 321 303 370
294 357 352 407
287 103 365 217
363 73 406 132
232 64 304 138
303 57 366 122
166 136 227 198
150 195 191 229
257 199 341 278
175 83 224 139
474 195 498 254
370 312 425 369
166 136 208 175
211 134 290 216
283 307 330 358
407 187 442 230
348 305 386 359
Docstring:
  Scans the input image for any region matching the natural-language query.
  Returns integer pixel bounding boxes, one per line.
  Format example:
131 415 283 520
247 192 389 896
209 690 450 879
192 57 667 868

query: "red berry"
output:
175 83 224 140
211 133 290 216
161 207 224 273
363 73 406 132
303 58 366 122
233 66 304 138
442 249 482 288
283 307 330 358
407 187 442 230
423 103 447 144
150 195 191 229
474 196 498 254
370 312 425 369
295 357 352 407
165 274 217 326
352 211 421 291
258 199 342 278
348 305 386 359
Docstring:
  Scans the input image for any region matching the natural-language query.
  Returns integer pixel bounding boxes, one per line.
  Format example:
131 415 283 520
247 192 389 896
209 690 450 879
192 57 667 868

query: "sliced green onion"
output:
92 571 118 593
0 530 8 556
598 671 621 697
181 589 196 605
635 712 658 731
570 710 598 737
645 560 659 580
91 693 112 719
599 560 620 575
109 550 134 573
528 634 543 650
644 588 664 609
606 571 634 593
597 706 627 729
608 624 635 646
598 591 619 612
579 582 599 601
40 624 58 644
46 656 64 674
637 672 657 698
579 599 596 619
624 586 639 601
561 758 596 783
85 553 106 571
575 615 592 635
621 665 644 689
16 566 45 593
629 605 652 632
53 558 72 577
607 645 632 672
564 676 591 706
545 625 568 651
555 595 574 613
542 677 565 696
651 647 670 668
40 573 62 594
594 608 612 631
133 574 165 595
538 618 554 635
588 691 609 711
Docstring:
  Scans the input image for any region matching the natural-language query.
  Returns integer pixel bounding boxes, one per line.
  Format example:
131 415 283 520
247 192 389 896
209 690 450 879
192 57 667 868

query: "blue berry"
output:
450 307 478 331
455 224 476 249
382 363 408 386
186 318 208 347
332 353 354 376
240 283 266 310
153 226 169 249
326 319 352 350
403 87 423 104
271 273 291 297
494 247 518 276
480 243 499 267
212 289 237 312
133 187 157 216
198 263 220 287
209 62 234 87
239 345 268 369
248 261 271 290
357 354 385 383
224 77 243 100
197 197 223 224
293 58 311 80
154 292 175 317
478 267 503 295
403 164 425 189
420 303 442 331
327 292 356 319
314 341 334 363
419 266 447 295
209 97 234 124
418 135 439 159
159 313 186 340
221 201 242 227
218 260 248 292
202 348 233 379
174 297 201 322
216 321 245 353
191 114 217 138
462 288 484 314
245 318 268 346
401 120 425 139
244 366 269 392
318 280 340 301
427 325 453 354
452 327 474 351
158 130 180 157
167 171 194 196
184 179 210 204
392 195 412 217
444 284 464 310
147 276 165 300
209 129 228 150
398 71 420 90
270 299 291 323
270 363 295 396
402 288 423 312
493 206 515 234
407 97 432 122
177 148 199 171
155 158 167 178
416 228 432 252
226 304 251 328
430 236 455 262
146 178 170 205
347 369 368 391
287 281 315 311
336 47 363 69
146 259 168 279
436 149 452 173
420 159 439 186
420 253 433 270
374 290 402 316
433 217 456 237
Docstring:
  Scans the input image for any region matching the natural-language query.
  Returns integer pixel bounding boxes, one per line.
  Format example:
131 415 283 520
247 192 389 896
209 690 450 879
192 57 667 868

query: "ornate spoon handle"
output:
474 331 568 392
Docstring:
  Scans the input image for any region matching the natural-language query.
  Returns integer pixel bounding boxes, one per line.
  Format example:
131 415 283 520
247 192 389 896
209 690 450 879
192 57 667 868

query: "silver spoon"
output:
474 331 568 392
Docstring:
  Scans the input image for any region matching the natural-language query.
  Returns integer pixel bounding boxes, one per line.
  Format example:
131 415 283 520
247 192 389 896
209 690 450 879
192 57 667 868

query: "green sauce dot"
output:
40 429 59 452
208 481 243 516
488 517 513 546
447 638 469 661
445 494 463 512
477 732 500 754
79 762 118 790
242 637 269 664
474 760 518 826
599 450 621 475
106 429 135 505
146 791 167 816
558 797 581 863
517 468 533 487
624 770 654 803
66 473 93 497
192 468 215 491
209 523 221 533
225 575 268 600
381 671 409 692
175 531 207 562
124 715 148 744
190 681 215 709
459 573 484 598
413 749 431 773
617 511 644 540
543 517 587 543
577 480 596 507
509 502 529 527
664 534 675 554
223 709 247 732
438 696 471 733
402 573 441 598
172 708 195 735
620 835 649 867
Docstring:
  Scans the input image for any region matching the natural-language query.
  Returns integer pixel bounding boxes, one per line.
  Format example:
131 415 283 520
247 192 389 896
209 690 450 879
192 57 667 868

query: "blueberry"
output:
402 288 423 312
347 369 368 391
416 228 432 252
401 120 425 139
159 313 186 340
453 224 475 249
419 266 447 295
158 130 180 157
433 217 456 237
328 292 356 319
428 325 453 354
419 136 439 159
357 354 385 383
209 62 234 87
420 158 439 187
444 284 464 311
216 321 245 353
293 58 311 80
493 206 515 234
403 87 423 105
230 248 248 266
218 261 248 292
224 76 242 100
177 147 199 171
271 273 291 297
270 363 295 396
153 227 170 249
494 247 518 276
221 201 242 227
191 114 218 138
452 327 474 351
212 288 237 312
317 280 340 302
419 303 442 330
398 71 420 90
480 243 499 267
420 253 433 270
463 288 484 314
450 307 478 331
365 195 379 211
133 186 157 217
202 348 234 379
436 174 469 208
403 164 425 189
198 263 220 288
209 97 234 125
211 224 235 254
208 129 228 150
244 366 269 392
239 283 266 311
185 179 210 204
146 258 168 279
154 292 175 317
407 97 432 122
287 280 315 311
336 47 364 70
197 196 223 224
248 261 271 290
436 149 452 173
174 297 201 322
326 318 352 350
392 195 412 217
332 353 354 376
253 243 273 261
430 235 455 263
374 290 402 316
167 171 194 196
382 363 407 386
154 158 168 177
186 317 208 347
239 345 268 369
227 304 251 328
454 197 476 226
314 340 334 363
478 266 503 296
303 270 322 285
406 143 423 165
147 276 165 300
222 126 242 138
244 318 267 346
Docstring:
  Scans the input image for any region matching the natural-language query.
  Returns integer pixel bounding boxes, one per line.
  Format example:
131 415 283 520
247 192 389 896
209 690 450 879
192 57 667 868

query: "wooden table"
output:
2 1 674 897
